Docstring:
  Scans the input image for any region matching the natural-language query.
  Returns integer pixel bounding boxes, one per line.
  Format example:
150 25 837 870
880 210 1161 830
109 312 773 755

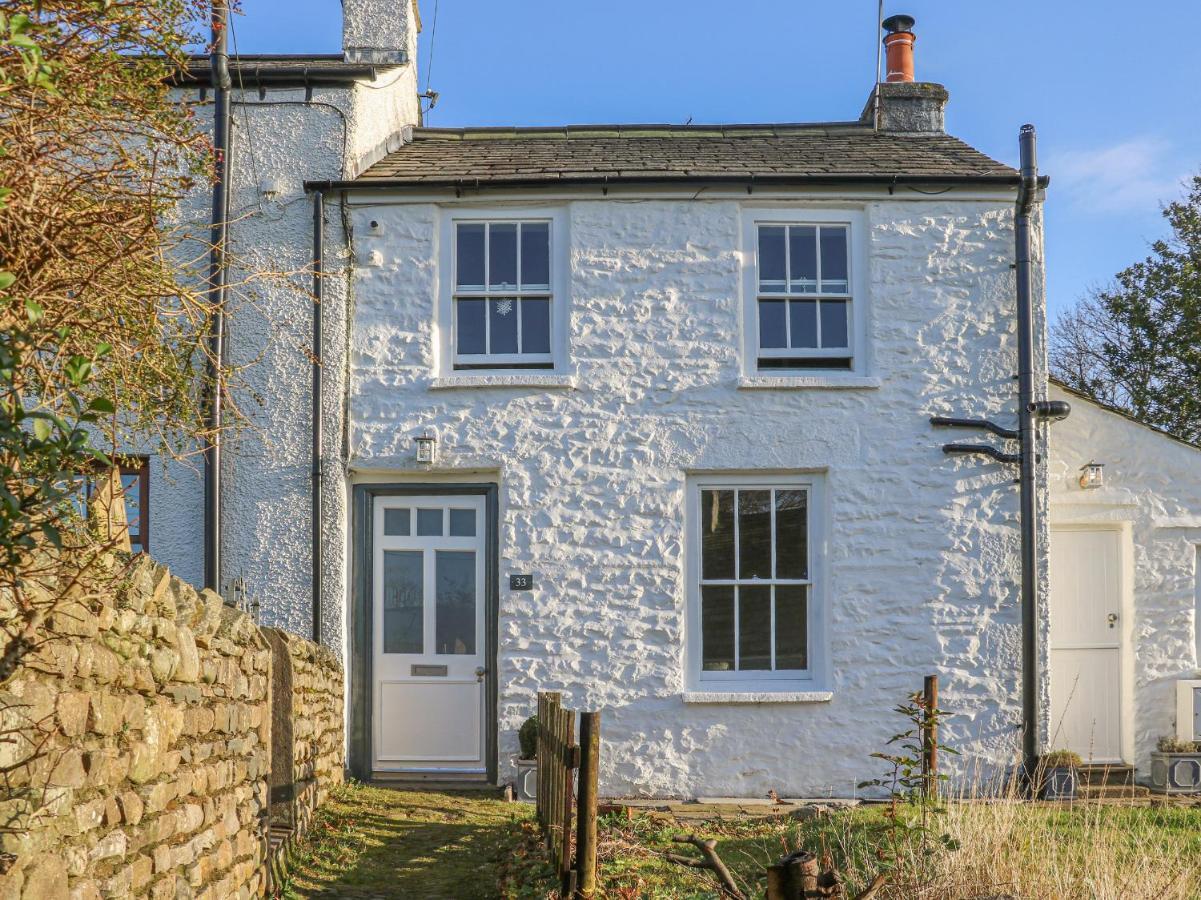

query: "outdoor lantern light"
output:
1079 461 1105 490
414 432 437 464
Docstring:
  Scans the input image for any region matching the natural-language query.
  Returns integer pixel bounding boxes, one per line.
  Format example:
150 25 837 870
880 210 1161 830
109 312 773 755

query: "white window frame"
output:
740 207 868 376
685 473 828 690
437 207 569 375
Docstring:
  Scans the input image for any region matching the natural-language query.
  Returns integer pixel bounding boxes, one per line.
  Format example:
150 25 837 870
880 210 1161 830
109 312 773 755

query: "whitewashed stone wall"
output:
1047 384 1201 772
346 192 1048 797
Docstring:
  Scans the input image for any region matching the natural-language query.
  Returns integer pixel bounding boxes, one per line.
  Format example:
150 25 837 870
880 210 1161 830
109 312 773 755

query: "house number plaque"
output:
510 574 534 591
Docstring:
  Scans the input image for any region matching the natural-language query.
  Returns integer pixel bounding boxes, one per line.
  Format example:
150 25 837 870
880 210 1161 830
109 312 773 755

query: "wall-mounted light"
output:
1078 461 1105 490
414 432 437 464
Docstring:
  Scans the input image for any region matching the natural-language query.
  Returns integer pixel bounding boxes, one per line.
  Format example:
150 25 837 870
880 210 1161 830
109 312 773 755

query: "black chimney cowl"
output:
882 14 915 34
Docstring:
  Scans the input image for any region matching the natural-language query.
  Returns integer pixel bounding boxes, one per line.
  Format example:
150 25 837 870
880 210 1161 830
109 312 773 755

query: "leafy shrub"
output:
518 715 539 760
1041 750 1083 768
1156 736 1201 753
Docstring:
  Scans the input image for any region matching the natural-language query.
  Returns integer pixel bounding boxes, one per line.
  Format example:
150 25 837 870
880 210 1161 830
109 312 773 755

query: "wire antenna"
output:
872 0 883 131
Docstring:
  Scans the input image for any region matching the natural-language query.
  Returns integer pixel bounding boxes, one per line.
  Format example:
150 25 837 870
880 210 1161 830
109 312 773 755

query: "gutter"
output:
311 192 325 644
175 64 382 89
305 173 1050 194
204 1 233 593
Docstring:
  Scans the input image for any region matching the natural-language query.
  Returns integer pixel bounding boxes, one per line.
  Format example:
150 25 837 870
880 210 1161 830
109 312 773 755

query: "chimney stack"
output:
860 14 947 133
882 15 916 83
343 0 414 65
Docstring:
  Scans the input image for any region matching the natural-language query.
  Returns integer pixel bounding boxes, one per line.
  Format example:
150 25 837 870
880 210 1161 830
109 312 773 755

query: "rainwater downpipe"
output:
311 191 324 644
204 1 232 593
1015 124 1040 780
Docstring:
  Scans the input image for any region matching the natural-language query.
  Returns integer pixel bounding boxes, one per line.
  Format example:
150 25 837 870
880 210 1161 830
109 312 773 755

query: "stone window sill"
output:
429 374 578 390
682 690 834 704
739 375 882 390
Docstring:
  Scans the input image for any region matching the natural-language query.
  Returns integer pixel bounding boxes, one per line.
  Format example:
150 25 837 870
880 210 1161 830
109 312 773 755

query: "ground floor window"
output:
688 475 819 684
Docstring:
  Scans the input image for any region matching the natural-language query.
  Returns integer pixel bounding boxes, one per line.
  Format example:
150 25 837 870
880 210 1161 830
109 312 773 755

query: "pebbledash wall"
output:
0 556 344 899
1047 383 1201 773
344 190 1050 797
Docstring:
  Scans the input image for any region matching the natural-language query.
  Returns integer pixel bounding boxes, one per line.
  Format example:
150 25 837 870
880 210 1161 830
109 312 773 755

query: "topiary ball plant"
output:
1042 749 1083 769
518 715 539 760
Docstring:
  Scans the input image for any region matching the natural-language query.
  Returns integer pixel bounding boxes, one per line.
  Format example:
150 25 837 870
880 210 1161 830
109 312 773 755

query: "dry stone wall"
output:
0 555 345 899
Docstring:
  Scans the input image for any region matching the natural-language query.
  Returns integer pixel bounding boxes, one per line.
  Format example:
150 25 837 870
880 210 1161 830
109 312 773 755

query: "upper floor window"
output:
453 220 553 369
756 223 852 370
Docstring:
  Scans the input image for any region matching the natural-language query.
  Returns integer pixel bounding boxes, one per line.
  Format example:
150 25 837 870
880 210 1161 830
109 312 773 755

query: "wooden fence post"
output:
559 707 577 896
575 711 600 898
923 674 939 800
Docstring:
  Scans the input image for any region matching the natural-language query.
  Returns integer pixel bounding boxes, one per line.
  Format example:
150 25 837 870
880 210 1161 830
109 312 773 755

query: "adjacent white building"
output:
140 1 1201 795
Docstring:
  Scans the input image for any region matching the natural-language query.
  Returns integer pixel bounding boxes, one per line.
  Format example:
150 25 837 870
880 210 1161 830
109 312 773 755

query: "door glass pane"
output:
383 508 411 536
774 490 808 579
436 551 476 655
456 299 486 355
758 299 786 349
456 223 485 290
489 223 517 289
758 226 786 292
701 585 734 671
820 300 849 349
775 585 808 670
739 585 771 670
520 298 551 354
737 490 772 579
820 226 849 292
489 298 519 354
520 222 550 290
700 490 735 580
448 509 476 537
789 225 818 293
121 472 143 552
789 300 818 348
416 508 443 536
382 550 423 654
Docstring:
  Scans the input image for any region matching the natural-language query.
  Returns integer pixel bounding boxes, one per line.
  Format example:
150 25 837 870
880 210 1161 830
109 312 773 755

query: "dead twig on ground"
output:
663 834 746 899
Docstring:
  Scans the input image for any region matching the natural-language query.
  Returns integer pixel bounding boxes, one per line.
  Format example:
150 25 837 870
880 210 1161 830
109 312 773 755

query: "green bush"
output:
518 715 539 760
1041 750 1083 768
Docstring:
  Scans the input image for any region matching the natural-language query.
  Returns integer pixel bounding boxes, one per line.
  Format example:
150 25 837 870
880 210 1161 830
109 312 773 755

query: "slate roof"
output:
348 122 1017 189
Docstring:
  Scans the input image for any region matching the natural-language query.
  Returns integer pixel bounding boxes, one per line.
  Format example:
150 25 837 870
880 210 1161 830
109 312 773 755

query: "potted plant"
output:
514 715 539 802
1040 749 1082 800
1149 736 1201 794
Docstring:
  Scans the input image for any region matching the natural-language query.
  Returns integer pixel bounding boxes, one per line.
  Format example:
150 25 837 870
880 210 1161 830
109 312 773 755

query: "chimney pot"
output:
882 13 917 83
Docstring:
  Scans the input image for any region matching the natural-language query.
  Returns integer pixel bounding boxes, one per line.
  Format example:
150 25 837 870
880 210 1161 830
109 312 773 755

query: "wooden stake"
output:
575 711 600 898
923 674 939 800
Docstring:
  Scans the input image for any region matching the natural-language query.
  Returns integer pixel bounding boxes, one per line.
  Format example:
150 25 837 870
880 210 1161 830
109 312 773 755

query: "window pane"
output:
520 222 550 290
820 226 849 291
775 585 808 670
489 223 517 289
758 226 786 292
789 226 818 293
758 299 786 349
789 300 818 348
457 299 486 355
739 585 772 670
456 223 485 290
121 472 142 544
383 550 423 654
436 550 476 655
700 490 735 580
416 508 443 536
737 490 772 580
521 298 551 354
489 298 519 354
449 509 476 537
820 300 849 349
774 490 808 579
701 585 735 671
383 508 410 536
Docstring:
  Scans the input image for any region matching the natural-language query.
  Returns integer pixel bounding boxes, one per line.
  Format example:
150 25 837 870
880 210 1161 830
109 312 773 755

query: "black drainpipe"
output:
311 191 324 644
204 1 232 593
1015 124 1040 779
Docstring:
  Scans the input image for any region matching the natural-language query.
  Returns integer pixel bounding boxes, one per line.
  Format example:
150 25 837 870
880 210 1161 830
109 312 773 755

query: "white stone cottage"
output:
140 1 1201 796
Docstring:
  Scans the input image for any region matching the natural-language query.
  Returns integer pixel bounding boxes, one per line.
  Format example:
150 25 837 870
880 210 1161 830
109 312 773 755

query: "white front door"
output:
1049 527 1124 762
372 495 487 774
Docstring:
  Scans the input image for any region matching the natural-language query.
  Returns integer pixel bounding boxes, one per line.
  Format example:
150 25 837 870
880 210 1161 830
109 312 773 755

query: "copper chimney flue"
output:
882 14 916 83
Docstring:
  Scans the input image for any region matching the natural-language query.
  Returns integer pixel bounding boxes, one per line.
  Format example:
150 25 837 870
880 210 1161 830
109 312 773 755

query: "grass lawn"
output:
276 782 1201 899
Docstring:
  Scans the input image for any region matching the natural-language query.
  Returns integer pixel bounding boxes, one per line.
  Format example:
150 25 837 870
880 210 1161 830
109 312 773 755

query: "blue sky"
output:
229 0 1200 321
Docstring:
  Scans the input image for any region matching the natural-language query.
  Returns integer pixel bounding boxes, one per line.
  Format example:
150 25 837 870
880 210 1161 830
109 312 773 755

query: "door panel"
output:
372 495 487 773
1049 528 1124 762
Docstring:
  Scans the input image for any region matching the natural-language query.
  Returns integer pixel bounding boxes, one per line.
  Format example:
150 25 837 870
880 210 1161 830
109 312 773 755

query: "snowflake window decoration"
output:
496 299 513 316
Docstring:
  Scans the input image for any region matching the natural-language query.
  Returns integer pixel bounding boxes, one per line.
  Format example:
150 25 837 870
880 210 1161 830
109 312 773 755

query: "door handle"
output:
1107 613 1118 628
475 666 488 682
